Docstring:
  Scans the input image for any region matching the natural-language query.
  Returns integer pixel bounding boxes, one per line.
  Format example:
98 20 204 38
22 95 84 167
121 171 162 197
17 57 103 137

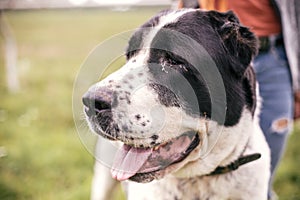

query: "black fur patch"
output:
125 10 172 60
127 10 258 126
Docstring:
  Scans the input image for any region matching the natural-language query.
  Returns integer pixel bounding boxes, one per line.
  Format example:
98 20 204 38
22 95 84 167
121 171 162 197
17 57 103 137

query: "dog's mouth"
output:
111 131 200 182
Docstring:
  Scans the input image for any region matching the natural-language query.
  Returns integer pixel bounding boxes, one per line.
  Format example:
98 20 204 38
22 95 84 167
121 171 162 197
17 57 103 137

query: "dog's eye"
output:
165 57 183 67
164 52 185 67
168 59 181 66
166 58 188 72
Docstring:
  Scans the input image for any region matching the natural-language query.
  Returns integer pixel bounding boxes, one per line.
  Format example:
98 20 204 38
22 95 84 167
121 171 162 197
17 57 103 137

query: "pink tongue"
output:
111 145 152 181
110 133 195 181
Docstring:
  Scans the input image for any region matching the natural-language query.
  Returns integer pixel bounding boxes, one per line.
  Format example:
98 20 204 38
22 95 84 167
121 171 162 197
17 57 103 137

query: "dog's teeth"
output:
153 144 162 151
153 141 168 151
153 146 160 151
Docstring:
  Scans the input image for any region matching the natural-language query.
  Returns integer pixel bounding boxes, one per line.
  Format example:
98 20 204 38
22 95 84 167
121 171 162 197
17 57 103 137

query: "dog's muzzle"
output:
82 87 118 140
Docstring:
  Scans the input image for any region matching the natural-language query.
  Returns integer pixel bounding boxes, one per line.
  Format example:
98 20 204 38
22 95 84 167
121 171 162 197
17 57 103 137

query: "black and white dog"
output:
83 9 270 200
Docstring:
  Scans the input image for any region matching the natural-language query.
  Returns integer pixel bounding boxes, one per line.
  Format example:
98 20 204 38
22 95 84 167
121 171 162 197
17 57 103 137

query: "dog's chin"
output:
86 115 119 141
86 113 203 183
111 132 201 183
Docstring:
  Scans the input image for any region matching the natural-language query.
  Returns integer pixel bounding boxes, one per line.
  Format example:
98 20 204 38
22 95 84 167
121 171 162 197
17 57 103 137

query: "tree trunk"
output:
0 11 19 93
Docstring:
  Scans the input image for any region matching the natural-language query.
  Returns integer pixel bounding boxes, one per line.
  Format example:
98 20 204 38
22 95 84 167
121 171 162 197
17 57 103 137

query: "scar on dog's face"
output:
83 9 257 182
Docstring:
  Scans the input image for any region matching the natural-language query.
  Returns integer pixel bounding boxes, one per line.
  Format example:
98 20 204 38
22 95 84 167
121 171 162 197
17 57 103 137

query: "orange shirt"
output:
228 0 281 36
196 0 282 36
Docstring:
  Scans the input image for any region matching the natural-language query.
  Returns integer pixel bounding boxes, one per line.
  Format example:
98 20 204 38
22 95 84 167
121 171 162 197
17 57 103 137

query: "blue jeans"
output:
253 44 293 198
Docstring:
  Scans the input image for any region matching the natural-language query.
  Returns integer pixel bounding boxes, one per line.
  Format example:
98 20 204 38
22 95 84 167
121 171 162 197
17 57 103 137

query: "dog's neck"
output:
207 153 261 176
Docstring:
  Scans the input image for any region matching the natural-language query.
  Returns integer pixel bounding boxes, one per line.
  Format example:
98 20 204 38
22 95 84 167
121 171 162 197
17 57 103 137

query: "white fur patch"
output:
143 9 194 49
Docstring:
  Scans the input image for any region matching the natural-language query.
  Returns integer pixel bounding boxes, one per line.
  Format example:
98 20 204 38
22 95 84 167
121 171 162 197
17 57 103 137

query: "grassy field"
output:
0 8 299 200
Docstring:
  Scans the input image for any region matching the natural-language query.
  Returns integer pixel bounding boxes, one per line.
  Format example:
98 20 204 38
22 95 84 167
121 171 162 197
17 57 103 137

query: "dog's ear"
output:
208 10 258 77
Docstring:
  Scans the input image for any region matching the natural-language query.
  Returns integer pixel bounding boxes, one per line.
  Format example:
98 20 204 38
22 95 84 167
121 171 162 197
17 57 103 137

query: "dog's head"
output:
83 9 257 183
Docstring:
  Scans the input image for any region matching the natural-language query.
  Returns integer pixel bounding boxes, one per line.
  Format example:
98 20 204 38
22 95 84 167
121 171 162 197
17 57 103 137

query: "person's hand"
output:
294 91 300 119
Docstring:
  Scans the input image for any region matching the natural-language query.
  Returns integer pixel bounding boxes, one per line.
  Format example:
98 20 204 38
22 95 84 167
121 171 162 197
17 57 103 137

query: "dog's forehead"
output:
126 9 199 59
126 9 222 64
143 9 195 47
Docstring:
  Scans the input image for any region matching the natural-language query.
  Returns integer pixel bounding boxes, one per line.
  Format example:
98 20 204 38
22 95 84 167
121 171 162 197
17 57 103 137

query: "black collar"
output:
207 153 261 176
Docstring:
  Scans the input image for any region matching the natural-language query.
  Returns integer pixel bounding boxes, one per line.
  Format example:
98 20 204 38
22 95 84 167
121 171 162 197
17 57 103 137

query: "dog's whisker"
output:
78 121 87 129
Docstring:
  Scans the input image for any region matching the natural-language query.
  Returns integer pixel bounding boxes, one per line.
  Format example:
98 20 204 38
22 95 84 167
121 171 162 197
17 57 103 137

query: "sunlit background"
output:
0 1 299 199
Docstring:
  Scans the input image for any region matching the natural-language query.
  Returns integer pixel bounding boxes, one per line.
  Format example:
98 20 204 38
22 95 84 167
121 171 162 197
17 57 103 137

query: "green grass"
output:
0 8 300 200
274 124 300 200
0 8 162 200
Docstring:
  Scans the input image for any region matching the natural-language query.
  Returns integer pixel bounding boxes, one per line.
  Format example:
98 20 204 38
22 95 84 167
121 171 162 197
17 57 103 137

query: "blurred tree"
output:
0 11 19 93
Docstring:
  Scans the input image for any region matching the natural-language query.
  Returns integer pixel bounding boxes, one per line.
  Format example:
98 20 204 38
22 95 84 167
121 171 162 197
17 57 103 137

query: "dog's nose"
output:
82 88 113 113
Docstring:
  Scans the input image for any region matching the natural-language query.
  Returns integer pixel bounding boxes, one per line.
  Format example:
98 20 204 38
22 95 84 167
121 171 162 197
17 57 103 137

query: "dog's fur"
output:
83 9 270 200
